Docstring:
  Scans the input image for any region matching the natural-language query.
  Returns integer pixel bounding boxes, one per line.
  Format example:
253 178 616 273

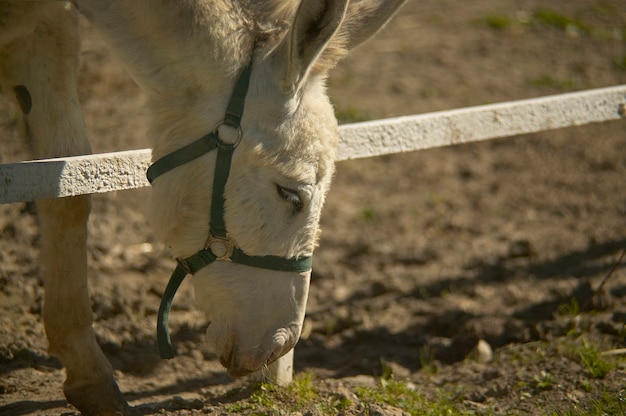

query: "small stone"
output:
474 339 493 363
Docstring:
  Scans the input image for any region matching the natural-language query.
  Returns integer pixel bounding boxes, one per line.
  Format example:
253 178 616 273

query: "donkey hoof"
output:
64 377 132 416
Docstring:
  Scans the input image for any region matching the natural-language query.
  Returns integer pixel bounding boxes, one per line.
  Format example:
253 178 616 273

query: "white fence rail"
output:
1 85 625 204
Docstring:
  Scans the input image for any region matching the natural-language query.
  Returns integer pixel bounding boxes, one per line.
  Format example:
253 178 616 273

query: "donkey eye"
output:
276 185 303 211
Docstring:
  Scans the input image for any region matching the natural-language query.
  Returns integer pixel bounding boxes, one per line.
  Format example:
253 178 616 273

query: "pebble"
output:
474 339 493 363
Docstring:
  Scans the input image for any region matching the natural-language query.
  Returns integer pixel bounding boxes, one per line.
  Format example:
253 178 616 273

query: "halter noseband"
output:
147 62 313 359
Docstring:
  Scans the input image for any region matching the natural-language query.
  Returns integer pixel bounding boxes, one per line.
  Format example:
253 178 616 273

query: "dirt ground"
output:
1 1 626 414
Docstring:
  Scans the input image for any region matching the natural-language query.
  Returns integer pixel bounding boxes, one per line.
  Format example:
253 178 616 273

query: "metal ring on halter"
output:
215 121 243 148
204 233 235 261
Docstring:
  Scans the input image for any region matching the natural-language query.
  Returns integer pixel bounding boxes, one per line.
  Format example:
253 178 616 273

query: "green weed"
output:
355 378 474 415
242 375 463 415
577 341 614 379
481 9 594 38
556 336 615 379
556 298 580 319
532 9 590 35
418 348 439 375
225 373 353 416
360 207 379 222
614 54 626 71
483 13 513 30
530 75 575 90
549 389 626 415
533 370 554 390
335 106 374 123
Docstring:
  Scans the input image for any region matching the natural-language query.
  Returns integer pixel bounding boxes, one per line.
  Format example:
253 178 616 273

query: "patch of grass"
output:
225 373 353 415
355 378 474 415
556 336 615 379
224 337 624 415
550 389 626 415
577 341 614 379
335 106 374 123
579 378 593 393
556 298 580 319
532 9 590 36
280 373 330 410
480 9 596 38
530 75 575 90
483 13 513 30
591 390 626 415
360 207 379 222
533 370 554 390
555 298 583 335
418 348 439 375
614 54 626 71
226 374 480 415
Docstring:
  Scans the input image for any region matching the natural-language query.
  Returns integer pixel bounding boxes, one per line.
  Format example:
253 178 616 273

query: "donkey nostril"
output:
265 328 295 365
267 351 279 364
267 342 288 365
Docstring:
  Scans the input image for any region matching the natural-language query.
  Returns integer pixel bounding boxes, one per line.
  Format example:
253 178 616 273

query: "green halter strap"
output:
148 63 312 359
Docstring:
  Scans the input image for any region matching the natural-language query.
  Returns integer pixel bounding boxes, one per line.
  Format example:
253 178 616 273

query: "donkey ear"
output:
337 0 407 52
279 0 349 94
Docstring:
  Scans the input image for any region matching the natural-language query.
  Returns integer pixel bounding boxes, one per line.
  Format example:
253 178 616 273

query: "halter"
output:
147 62 313 359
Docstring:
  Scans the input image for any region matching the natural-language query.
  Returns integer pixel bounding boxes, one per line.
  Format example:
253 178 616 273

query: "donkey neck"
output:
75 0 256 150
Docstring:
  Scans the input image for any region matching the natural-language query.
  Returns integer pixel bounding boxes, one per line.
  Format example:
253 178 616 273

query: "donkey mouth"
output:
220 347 256 377
220 346 280 378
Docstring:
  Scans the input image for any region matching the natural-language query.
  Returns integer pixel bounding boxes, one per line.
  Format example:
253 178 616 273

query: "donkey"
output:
0 0 405 414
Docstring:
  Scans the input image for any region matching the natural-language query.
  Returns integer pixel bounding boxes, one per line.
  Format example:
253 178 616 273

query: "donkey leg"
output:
0 4 130 415
38 196 131 416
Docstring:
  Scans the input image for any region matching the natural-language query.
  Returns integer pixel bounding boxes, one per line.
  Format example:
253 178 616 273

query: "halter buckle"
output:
205 233 235 261
176 258 194 274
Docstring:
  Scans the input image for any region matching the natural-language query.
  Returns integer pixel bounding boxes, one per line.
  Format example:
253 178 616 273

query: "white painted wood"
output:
336 84 626 160
1 85 625 203
0 149 151 203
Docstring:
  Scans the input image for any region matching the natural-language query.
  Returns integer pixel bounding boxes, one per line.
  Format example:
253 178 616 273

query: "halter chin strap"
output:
147 63 313 359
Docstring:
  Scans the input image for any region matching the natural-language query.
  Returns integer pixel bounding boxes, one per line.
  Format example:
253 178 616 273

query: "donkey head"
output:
147 0 405 376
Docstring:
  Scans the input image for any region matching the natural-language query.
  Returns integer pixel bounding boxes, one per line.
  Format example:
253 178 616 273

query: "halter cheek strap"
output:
147 63 313 359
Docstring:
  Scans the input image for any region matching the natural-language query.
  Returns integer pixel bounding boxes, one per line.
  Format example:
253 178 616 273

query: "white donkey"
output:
0 1 404 414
